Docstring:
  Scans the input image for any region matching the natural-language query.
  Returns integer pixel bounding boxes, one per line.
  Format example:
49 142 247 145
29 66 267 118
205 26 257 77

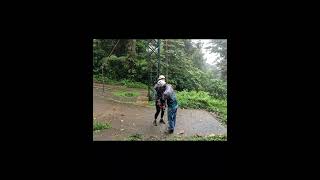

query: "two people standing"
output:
153 75 178 134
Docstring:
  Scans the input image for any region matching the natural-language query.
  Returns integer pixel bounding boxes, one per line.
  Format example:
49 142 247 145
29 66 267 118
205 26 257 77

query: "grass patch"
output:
122 134 226 141
93 75 148 89
125 134 227 141
126 133 143 141
188 134 227 141
93 121 111 131
120 79 148 89
148 100 155 106
113 91 140 97
170 134 227 141
176 90 227 126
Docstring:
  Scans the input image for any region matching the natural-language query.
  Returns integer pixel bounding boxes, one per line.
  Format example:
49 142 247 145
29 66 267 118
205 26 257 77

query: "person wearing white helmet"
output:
153 75 166 126
158 75 165 81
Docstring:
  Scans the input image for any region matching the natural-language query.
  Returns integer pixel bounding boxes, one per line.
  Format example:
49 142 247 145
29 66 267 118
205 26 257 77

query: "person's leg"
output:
167 107 174 131
154 106 160 119
160 109 165 119
154 103 160 126
159 108 165 124
172 108 177 128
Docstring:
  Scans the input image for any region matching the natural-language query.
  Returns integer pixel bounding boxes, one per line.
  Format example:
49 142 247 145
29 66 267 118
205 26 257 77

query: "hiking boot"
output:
153 120 157 126
159 118 165 124
164 128 174 134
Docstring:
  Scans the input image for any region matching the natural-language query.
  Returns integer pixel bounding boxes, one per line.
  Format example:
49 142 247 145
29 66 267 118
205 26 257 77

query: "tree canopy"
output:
93 39 227 100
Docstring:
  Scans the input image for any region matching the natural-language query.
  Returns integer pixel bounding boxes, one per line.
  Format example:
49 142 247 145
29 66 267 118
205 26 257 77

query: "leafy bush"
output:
126 134 143 141
120 79 148 89
169 134 227 141
93 40 227 100
103 55 129 80
113 91 140 97
170 65 227 100
93 75 148 89
93 121 111 131
206 79 227 100
176 90 227 125
188 134 227 141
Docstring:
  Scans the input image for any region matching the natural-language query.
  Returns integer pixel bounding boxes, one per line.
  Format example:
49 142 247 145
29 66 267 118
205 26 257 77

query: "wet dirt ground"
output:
93 83 227 141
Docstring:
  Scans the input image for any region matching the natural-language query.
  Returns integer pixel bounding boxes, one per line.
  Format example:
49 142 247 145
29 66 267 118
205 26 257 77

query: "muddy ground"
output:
93 83 227 141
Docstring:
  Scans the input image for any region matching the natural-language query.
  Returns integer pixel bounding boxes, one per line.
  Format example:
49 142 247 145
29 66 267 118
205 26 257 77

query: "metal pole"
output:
165 39 168 82
157 39 160 78
145 40 151 101
148 50 151 101
102 63 104 95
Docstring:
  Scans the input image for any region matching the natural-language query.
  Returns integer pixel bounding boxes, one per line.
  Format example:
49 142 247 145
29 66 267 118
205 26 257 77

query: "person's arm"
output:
162 85 171 100
154 84 160 99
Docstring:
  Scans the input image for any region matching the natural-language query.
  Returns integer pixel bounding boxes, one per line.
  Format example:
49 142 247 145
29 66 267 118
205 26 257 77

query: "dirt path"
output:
93 83 227 141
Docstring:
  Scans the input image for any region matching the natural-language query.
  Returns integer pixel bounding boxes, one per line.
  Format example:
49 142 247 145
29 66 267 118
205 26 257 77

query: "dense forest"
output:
93 39 227 100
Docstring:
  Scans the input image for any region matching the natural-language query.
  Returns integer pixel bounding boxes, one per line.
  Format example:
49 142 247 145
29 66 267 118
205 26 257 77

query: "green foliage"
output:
93 121 111 131
103 55 129 80
176 90 227 125
148 100 155 106
206 39 227 81
169 65 226 100
120 79 148 89
123 134 227 141
96 55 149 84
126 134 143 141
122 134 226 141
162 39 227 99
93 39 227 101
205 79 227 100
170 134 227 141
93 74 121 85
188 134 227 141
93 74 148 89
113 91 140 97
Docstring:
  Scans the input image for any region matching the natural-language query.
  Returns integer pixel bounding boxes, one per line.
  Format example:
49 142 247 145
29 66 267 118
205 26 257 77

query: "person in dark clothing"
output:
153 75 166 126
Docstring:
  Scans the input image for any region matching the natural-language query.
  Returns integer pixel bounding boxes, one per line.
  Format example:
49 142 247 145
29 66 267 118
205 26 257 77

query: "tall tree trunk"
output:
127 39 137 78
127 39 136 57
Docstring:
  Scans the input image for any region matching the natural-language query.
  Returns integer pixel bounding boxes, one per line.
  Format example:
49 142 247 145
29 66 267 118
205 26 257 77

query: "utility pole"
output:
157 39 160 78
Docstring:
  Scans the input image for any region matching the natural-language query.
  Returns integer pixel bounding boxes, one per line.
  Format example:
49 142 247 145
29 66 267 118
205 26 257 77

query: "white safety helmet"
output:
157 79 166 87
158 75 165 80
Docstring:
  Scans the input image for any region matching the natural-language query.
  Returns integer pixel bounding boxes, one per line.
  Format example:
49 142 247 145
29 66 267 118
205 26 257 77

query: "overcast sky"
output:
191 39 222 66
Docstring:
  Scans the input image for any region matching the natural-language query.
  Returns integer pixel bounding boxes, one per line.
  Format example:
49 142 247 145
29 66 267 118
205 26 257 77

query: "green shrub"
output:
93 121 111 131
176 90 227 125
120 79 148 89
207 79 227 100
189 134 227 141
126 134 143 141
93 75 148 89
170 134 227 141
113 91 140 97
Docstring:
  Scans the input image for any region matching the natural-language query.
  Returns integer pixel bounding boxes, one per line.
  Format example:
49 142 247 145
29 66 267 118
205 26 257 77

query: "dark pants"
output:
155 101 165 120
